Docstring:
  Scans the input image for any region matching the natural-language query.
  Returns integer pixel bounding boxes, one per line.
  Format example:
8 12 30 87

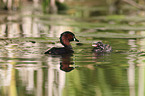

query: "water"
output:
0 1 145 96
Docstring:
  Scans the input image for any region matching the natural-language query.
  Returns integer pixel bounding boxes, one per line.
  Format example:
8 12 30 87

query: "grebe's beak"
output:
74 37 79 42
92 43 98 47
92 44 97 47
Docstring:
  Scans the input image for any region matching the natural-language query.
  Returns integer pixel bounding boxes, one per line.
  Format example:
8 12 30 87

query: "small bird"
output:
44 31 79 55
92 41 112 53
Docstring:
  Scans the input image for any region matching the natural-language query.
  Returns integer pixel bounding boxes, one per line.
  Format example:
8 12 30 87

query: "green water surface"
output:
0 0 145 96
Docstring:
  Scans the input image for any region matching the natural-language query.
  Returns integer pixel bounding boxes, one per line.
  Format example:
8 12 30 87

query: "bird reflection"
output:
60 54 75 72
92 52 105 59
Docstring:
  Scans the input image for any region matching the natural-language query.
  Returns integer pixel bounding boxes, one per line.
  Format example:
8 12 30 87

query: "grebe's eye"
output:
74 37 76 41
73 37 79 42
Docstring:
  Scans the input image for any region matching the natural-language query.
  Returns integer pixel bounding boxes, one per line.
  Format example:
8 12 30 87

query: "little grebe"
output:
92 42 112 53
44 31 79 55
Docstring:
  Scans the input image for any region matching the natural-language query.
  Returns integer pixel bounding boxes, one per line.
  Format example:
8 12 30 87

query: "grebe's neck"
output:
60 37 72 49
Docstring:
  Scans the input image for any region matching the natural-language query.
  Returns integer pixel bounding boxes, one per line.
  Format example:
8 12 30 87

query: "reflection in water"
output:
127 39 136 96
92 52 111 61
137 31 145 96
0 8 70 95
60 54 75 72
0 2 145 96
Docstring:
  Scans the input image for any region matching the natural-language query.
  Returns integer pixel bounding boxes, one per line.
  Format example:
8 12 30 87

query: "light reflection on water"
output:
0 6 145 96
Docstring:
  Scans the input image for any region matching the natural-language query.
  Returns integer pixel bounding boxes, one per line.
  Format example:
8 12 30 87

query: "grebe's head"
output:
92 42 103 47
60 31 79 48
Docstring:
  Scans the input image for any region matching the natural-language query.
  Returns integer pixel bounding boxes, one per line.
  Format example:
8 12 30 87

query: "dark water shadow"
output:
60 54 75 72
45 53 75 72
